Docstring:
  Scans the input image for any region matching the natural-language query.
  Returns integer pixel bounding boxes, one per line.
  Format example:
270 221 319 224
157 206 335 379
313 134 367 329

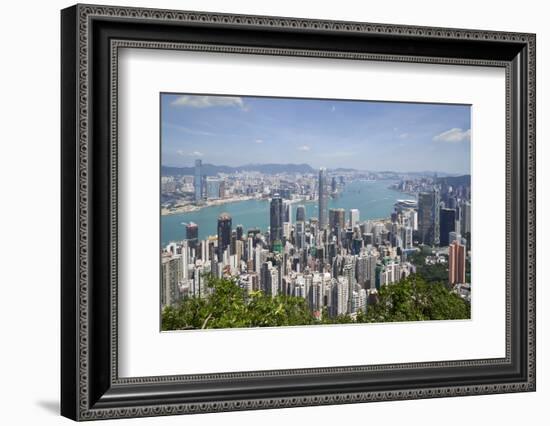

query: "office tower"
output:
283 200 292 225
434 188 441 245
461 201 471 235
329 208 346 236
336 209 346 230
185 222 199 251
318 168 329 229
247 237 254 262
296 205 306 222
270 195 284 249
403 226 413 249
350 209 360 227
295 221 306 249
230 230 237 255
440 207 456 246
418 192 431 245
236 224 244 241
331 176 337 193
194 159 202 202
418 188 440 246
206 177 222 200
449 240 466 285
217 212 232 259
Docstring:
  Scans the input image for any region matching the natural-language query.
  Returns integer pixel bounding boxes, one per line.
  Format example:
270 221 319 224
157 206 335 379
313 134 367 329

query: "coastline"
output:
161 195 258 216
161 195 317 216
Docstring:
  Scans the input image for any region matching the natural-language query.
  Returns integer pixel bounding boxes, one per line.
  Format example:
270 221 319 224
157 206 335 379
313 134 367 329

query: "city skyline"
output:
160 93 472 330
161 94 471 174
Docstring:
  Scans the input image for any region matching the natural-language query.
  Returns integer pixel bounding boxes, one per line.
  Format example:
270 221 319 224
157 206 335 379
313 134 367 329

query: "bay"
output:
161 179 414 246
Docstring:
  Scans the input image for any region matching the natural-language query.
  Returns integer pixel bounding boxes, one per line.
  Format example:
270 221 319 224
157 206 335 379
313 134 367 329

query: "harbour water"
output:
161 180 414 246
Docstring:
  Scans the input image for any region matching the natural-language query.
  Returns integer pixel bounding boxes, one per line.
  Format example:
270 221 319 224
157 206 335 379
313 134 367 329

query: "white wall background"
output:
0 0 546 424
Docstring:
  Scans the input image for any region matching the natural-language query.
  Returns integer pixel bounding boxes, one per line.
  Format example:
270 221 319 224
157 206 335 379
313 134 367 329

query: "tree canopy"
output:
161 274 470 331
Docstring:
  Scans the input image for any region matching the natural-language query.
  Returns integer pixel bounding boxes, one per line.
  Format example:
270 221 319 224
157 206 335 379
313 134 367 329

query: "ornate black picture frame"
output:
61 4 536 421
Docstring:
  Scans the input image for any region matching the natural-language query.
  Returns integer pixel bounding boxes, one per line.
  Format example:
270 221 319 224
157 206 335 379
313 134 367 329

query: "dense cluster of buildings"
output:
161 166 471 319
161 160 351 214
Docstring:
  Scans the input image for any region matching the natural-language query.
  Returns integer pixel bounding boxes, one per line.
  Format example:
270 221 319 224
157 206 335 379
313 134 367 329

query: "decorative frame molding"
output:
61 4 536 421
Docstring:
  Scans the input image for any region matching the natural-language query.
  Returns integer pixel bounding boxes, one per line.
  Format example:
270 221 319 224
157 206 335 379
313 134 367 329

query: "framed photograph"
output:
61 4 536 421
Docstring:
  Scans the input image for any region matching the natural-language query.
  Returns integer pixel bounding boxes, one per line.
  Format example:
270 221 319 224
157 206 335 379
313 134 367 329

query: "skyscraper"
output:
418 188 440 246
296 205 306 222
283 200 292 224
295 221 306 249
217 213 232 259
185 222 199 251
449 240 466 285
270 195 284 249
440 208 456 246
194 159 202 202
461 201 471 235
350 209 360 227
318 168 329 229
206 177 223 200
236 224 244 241
344 261 354 314
329 208 346 241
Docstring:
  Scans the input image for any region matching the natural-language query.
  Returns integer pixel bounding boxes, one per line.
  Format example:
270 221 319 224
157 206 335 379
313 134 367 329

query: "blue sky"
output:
161 94 471 174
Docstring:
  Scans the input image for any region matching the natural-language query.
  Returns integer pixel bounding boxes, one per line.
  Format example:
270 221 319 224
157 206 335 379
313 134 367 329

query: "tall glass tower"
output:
217 212 232 259
270 195 284 249
318 167 328 229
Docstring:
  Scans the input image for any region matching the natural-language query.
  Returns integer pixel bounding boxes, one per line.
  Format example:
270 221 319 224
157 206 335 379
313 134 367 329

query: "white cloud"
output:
255 139 264 144
399 133 409 139
433 128 471 143
170 95 245 109
177 150 203 157
331 105 336 112
297 145 311 151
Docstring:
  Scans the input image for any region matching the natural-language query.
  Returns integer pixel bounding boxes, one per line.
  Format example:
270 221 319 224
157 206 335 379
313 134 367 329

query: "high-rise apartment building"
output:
449 240 466 285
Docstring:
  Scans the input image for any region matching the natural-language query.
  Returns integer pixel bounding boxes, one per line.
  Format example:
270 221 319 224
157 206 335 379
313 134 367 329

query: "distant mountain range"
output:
161 163 468 178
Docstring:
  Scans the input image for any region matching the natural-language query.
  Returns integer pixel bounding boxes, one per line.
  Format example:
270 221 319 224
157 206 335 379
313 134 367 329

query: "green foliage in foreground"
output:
161 274 470 331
